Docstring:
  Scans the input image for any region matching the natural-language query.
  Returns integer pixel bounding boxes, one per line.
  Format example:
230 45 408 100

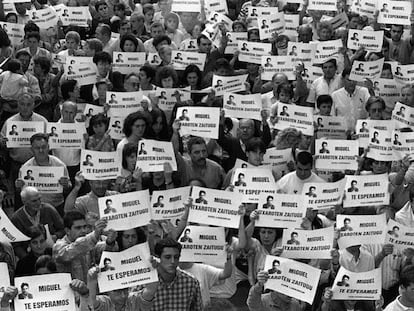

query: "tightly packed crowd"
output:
1 0 414 310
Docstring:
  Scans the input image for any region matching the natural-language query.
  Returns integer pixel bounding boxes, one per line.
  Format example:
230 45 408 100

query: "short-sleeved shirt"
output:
276 171 324 194
307 74 342 105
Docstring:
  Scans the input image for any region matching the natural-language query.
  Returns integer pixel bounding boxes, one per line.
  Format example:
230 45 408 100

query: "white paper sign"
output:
172 0 201 12
373 79 402 113
391 64 414 85
179 226 226 265
367 126 395 161
20 166 64 194
283 14 300 40
264 255 321 304
347 30 383 52
171 51 206 71
176 107 220 139
6 121 44 148
238 41 272 65
147 52 161 65
350 0 376 18
0 22 24 47
274 104 314 136
301 179 346 210
30 7 59 29
155 88 191 118
377 0 411 25
112 52 146 75
108 116 124 140
255 193 306 228
136 139 177 172
14 273 76 311
392 130 414 160
106 91 143 118
258 13 285 40
385 219 414 251
313 39 342 64
189 186 243 229
343 174 390 208
282 227 334 259
349 58 384 82
0 208 30 243
332 267 382 300
355 120 392 148
315 139 358 171
60 6 91 27
315 116 347 139
337 214 387 249
151 186 191 221
308 0 337 11
47 122 85 149
0 263 10 299
205 0 228 14
261 56 295 81
224 32 248 54
287 42 317 67
392 102 414 128
212 74 248 96
223 93 262 121
232 168 276 203
64 63 97 86
80 150 120 180
97 243 158 292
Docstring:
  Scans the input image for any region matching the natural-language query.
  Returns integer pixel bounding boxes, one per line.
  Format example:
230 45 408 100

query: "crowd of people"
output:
1 0 414 310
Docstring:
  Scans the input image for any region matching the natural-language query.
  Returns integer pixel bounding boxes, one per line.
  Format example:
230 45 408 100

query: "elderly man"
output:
11 186 64 259
16 133 71 216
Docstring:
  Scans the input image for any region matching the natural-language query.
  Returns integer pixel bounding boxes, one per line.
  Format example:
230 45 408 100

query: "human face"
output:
27 37 39 50
93 123 106 136
161 76 174 88
108 289 128 306
298 29 312 43
192 24 202 38
125 153 137 171
17 55 31 72
152 116 163 135
119 23 131 36
272 74 288 93
278 90 290 104
151 26 164 38
159 48 172 64
189 143 207 166
372 160 388 174
6 15 17 23
83 44 94 57
348 17 360 29
123 39 136 52
401 283 414 305
259 228 277 247
233 23 245 32
24 191 42 214
33 63 43 77
66 38 78 51
122 229 138 249
238 119 255 141
186 72 198 87
322 62 336 79
114 7 125 18
159 247 180 275
32 139 49 161
131 119 146 138
296 162 312 180
61 104 77 122
30 234 47 256
247 149 264 166
343 74 357 94
198 38 212 54
67 219 88 241
402 87 414 107
125 75 140 91
166 17 177 31
97 84 107 101
96 61 111 77
98 4 109 18
89 180 110 197
319 103 332 116
144 10 154 23
368 101 383 120
390 25 403 42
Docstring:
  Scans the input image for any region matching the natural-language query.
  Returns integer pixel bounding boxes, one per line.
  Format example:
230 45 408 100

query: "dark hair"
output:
30 133 49 145
187 136 206 153
5 12 18 22
95 0 107 11
155 66 178 87
183 64 202 89
24 21 40 34
214 58 233 73
341 67 352 78
33 56 51 74
122 111 150 137
120 34 138 52
296 151 313 166
272 259 280 265
267 195 273 200
344 217 351 223
316 94 333 108
154 238 182 257
63 211 85 229
276 82 293 98
153 34 171 48
114 2 125 11
139 65 156 83
197 34 210 45
238 173 244 178
342 274 350 280
0 28 11 48
21 283 29 289
86 38 103 53
122 142 138 169
61 80 77 100
27 224 47 240
15 50 31 60
393 226 399 230
35 255 57 273
142 3 154 14
150 108 170 140
26 31 40 41
245 137 266 153
93 51 112 65
5 59 21 73
365 96 386 112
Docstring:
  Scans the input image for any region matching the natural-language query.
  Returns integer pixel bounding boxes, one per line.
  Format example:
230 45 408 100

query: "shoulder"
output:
206 158 224 170
32 113 48 123
49 155 67 166
177 268 200 286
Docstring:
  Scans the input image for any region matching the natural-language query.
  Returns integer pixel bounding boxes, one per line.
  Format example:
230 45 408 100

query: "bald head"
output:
61 101 77 122
21 186 39 202
298 24 313 43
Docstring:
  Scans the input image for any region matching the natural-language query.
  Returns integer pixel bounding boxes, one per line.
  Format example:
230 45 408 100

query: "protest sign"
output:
328 12 349 29
6 121 44 148
108 116 124 140
355 120 392 148
274 104 314 136
171 51 206 71
66 56 93 65
30 7 58 29
205 0 228 14
283 14 300 40
350 0 376 18
14 274 76 311
255 193 306 228
258 13 285 40
189 186 243 228
392 102 414 128
223 93 262 121
377 0 411 25
261 56 295 81
207 12 233 31
308 0 337 11
180 38 198 51
112 52 146 75
0 208 30 243
281 227 334 259
315 139 358 171
373 79 402 113
20 166 64 194
392 130 414 160
367 126 395 161
385 219 414 251
80 150 120 180
343 174 390 208
99 190 151 230
347 30 383 52
332 267 381 300
0 22 24 47
83 104 104 118
0 263 10 299
234 158 253 169
391 64 414 85
349 58 384 82
171 0 200 12
313 39 342 64
264 255 321 304
97 243 158 292
301 179 346 210
212 74 247 96
237 41 272 65
287 42 317 68
314 116 347 139
225 32 248 54
176 107 220 139
60 6 91 27
337 214 387 249
155 88 191 121
106 91 143 118
64 63 97 86
302 66 323 89
232 168 276 203
246 6 279 28
47 122 85 149
151 186 191 221
179 226 226 266
262 148 293 179
147 52 161 65
136 139 177 172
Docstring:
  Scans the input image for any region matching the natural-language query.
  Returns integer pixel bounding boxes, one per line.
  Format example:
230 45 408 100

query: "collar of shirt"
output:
239 140 246 153
19 113 34 121
159 269 180 289
23 206 40 225
395 296 414 310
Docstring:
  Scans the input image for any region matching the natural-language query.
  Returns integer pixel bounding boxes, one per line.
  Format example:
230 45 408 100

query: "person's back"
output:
0 68 28 101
